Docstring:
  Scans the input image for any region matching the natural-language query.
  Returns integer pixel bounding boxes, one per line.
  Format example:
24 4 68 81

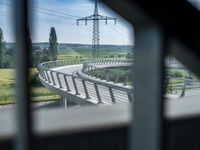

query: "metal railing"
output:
165 77 200 97
82 59 133 72
38 59 134 105
81 59 133 85
81 59 200 98
38 59 200 106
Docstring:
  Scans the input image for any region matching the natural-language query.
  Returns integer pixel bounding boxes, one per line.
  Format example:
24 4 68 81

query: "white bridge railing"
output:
38 59 134 105
38 59 200 106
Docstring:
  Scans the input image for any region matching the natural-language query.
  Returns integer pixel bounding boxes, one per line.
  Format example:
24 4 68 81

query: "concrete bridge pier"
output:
60 96 67 109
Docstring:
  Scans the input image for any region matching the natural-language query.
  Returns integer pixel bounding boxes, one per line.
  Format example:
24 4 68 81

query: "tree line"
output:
0 27 58 68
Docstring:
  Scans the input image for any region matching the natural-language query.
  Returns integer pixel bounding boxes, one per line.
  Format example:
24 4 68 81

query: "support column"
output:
60 96 67 109
180 78 187 97
106 69 110 81
132 25 165 150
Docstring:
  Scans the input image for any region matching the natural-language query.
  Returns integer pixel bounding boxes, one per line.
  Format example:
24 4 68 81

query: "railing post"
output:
45 70 51 83
82 80 90 99
60 96 67 109
127 92 133 102
38 67 46 81
41 69 46 81
123 74 129 85
64 97 67 109
94 83 102 104
106 69 110 81
102 69 106 80
85 65 88 72
46 63 49 69
50 71 56 85
108 87 116 103
64 75 71 92
114 73 119 84
56 73 63 88
180 78 187 97
72 77 80 95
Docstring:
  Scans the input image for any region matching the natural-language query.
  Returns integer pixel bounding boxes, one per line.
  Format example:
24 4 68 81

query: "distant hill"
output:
6 42 134 51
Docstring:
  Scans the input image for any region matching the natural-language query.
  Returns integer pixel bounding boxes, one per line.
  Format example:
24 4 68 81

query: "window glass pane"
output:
30 0 134 111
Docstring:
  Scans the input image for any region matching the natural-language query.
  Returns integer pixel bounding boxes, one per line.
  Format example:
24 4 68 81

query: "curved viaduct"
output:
38 59 200 107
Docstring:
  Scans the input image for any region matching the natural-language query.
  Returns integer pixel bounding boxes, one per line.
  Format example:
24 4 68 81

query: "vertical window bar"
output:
132 25 165 150
15 0 33 150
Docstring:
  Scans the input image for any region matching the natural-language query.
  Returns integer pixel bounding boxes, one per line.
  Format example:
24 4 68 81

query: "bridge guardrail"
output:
81 59 133 85
38 59 200 105
80 59 200 98
38 59 134 105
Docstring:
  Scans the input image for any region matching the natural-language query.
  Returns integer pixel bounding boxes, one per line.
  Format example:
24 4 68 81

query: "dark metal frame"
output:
101 1 200 150
7 0 200 150
15 0 33 150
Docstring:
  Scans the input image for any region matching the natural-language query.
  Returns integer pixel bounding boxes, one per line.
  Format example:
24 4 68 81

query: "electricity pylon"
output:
77 1 116 58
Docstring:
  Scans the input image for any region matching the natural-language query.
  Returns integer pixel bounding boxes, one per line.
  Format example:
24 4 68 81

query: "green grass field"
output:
57 48 129 60
0 68 59 104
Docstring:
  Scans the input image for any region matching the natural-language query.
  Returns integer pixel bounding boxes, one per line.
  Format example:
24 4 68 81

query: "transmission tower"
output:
77 1 116 58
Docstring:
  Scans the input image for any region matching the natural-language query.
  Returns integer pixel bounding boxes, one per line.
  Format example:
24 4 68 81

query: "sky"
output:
0 0 134 45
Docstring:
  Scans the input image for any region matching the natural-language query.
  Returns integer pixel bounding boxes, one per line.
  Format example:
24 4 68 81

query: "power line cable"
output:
29 7 77 20
106 25 133 40
31 6 79 19
79 25 123 44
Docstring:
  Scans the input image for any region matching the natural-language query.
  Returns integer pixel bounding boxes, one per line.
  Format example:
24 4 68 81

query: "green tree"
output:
126 52 132 59
0 28 6 67
32 50 42 66
40 54 50 63
49 27 58 61
2 55 13 68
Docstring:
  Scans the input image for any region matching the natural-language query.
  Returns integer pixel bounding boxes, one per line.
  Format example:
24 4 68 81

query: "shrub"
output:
167 70 184 77
29 72 42 87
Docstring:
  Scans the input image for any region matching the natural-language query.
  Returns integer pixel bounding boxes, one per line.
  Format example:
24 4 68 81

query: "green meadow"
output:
0 68 59 104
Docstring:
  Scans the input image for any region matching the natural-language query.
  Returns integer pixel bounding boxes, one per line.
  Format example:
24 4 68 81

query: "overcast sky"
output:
0 0 134 45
